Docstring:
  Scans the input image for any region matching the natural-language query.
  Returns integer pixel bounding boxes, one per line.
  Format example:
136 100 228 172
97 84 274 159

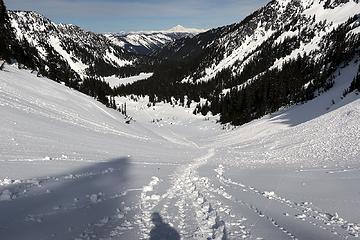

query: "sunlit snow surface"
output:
104 73 153 88
0 64 360 239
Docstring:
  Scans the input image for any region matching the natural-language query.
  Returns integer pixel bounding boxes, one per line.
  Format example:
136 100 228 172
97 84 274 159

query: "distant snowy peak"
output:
106 25 206 55
162 25 207 34
127 25 207 35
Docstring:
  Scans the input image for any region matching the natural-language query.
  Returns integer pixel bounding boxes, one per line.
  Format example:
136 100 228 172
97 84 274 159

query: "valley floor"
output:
0 65 360 240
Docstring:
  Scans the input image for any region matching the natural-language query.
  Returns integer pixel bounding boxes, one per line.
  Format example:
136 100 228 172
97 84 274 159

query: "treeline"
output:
205 55 323 125
0 0 41 69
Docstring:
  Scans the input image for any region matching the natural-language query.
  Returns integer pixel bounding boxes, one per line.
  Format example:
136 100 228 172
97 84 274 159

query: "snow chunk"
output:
262 191 276 199
150 194 161 201
89 193 103 203
295 214 307 220
143 185 153 192
143 176 160 192
0 190 14 201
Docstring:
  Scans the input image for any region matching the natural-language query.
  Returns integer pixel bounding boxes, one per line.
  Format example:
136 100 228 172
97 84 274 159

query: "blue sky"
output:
6 0 269 33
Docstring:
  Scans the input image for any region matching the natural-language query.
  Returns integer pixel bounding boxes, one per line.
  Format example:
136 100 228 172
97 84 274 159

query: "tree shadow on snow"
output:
0 157 135 240
149 212 180 240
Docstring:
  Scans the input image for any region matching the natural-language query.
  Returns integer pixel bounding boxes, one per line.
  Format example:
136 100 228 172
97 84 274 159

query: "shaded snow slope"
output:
0 65 360 239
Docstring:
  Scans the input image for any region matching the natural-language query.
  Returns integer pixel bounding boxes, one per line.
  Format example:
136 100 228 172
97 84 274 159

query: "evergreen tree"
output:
0 0 13 61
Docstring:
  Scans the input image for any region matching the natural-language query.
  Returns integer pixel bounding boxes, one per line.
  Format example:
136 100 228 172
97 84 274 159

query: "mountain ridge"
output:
124 25 207 34
8 10 135 78
105 25 206 56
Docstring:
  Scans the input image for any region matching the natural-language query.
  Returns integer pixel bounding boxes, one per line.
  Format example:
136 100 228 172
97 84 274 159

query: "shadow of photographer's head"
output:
150 212 180 240
151 212 164 226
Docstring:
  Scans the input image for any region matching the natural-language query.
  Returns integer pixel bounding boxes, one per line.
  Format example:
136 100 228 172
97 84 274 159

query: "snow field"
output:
1 62 360 239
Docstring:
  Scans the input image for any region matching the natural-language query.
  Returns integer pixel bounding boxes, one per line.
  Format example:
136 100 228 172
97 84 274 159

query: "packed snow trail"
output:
1 64 360 239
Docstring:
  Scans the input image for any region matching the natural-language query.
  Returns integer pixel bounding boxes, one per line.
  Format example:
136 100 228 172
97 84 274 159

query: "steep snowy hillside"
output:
106 25 206 55
8 11 135 79
1 63 360 240
160 0 360 83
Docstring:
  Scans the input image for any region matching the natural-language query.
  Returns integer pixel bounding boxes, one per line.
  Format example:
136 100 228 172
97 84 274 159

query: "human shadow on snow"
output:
149 212 180 240
0 157 133 240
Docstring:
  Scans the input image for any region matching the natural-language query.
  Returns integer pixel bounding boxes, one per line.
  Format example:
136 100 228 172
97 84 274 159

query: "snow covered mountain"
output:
8 11 136 81
105 25 206 55
5 10 204 88
123 0 360 125
2 8 155 107
4 0 360 126
159 0 360 82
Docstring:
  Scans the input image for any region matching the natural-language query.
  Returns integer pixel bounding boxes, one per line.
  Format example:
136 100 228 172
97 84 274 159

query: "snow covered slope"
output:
206 61 360 168
1 60 360 239
105 25 206 55
0 64 206 239
0 64 194 172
